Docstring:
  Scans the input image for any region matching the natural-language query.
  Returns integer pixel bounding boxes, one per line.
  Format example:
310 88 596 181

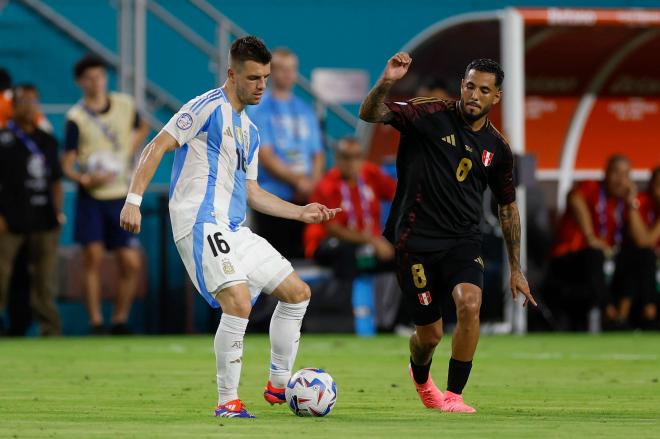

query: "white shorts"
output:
175 222 293 308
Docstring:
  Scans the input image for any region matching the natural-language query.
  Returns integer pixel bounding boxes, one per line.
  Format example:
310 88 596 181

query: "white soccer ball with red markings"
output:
285 368 337 417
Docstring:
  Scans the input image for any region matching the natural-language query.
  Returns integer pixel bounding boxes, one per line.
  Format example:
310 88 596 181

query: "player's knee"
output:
225 298 252 318
456 296 481 320
291 282 311 303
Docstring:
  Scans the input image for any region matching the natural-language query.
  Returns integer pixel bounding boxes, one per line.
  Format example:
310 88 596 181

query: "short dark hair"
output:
0 68 11 90
230 36 272 67
464 59 504 89
606 154 630 174
13 83 38 96
74 54 107 79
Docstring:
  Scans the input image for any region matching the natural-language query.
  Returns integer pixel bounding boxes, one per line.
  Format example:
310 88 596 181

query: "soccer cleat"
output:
408 364 444 409
263 381 286 405
213 399 255 418
441 391 476 413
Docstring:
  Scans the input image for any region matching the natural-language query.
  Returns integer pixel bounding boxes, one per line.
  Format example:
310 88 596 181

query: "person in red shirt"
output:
304 137 397 279
610 166 660 329
547 155 631 330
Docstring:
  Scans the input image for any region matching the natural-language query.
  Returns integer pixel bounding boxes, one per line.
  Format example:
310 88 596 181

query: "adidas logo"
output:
474 256 484 268
442 134 456 146
224 126 233 138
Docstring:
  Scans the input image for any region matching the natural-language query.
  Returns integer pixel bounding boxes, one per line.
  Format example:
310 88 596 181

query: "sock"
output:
268 300 309 388
410 357 432 384
214 313 248 405
447 357 472 394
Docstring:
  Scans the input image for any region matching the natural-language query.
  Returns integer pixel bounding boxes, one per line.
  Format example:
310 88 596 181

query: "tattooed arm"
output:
498 201 537 307
359 52 412 123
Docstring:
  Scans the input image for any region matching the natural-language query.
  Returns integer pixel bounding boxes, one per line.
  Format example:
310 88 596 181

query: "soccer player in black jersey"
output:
360 53 537 413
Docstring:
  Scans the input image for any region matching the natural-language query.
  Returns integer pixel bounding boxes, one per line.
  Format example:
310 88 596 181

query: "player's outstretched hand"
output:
510 270 537 307
299 203 341 224
382 52 412 82
120 203 142 234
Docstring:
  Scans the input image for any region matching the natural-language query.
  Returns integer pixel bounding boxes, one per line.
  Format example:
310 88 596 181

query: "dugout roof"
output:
361 7 660 208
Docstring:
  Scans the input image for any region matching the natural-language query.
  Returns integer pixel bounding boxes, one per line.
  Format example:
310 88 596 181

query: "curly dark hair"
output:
464 58 504 89
230 36 272 66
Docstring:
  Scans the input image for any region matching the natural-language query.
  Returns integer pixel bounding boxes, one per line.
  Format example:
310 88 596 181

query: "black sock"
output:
410 357 432 384
447 357 472 394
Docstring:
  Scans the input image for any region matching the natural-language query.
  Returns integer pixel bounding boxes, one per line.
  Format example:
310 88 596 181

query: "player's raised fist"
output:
382 52 412 82
120 203 142 234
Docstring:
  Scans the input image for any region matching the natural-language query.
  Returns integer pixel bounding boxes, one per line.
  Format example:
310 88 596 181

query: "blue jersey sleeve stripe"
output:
188 89 217 111
194 94 226 115
191 89 221 113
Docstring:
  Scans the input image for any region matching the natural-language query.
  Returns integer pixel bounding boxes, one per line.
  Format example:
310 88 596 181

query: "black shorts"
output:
395 241 484 326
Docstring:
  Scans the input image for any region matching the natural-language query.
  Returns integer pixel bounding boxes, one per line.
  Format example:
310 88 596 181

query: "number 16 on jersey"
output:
207 232 231 256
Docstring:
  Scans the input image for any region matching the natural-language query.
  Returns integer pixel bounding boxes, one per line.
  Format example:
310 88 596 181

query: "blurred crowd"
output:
543 157 659 331
0 48 658 336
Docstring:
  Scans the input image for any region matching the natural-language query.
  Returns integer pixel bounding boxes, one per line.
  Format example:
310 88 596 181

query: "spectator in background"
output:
0 84 63 336
546 155 630 331
416 78 452 99
250 48 324 258
61 55 150 335
304 137 412 333
610 167 660 329
304 137 396 277
0 68 52 132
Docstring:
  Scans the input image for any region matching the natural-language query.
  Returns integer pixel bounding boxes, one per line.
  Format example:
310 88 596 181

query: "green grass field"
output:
1 333 659 438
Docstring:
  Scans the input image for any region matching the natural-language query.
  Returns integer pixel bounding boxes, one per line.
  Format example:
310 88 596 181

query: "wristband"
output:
126 193 143 207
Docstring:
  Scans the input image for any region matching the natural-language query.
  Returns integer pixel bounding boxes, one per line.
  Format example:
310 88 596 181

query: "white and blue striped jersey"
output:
162 87 260 242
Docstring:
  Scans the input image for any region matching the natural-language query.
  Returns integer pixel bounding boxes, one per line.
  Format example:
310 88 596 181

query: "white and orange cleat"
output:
408 364 444 409
263 380 286 405
441 391 476 413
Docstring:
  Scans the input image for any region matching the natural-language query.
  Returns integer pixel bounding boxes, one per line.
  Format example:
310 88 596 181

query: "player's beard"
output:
459 99 489 122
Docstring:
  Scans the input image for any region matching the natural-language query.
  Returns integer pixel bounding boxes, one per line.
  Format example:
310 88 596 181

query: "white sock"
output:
268 300 309 388
214 313 248 405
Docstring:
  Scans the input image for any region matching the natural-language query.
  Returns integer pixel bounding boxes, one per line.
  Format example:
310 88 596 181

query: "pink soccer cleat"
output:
441 391 476 413
408 364 444 409
263 381 286 405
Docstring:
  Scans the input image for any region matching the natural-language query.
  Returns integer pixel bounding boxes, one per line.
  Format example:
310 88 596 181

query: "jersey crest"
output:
482 150 494 167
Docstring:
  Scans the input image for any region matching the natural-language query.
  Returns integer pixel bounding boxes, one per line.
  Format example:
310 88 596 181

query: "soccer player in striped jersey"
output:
120 36 339 418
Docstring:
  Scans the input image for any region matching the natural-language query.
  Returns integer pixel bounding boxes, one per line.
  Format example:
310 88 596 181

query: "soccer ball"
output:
285 368 337 417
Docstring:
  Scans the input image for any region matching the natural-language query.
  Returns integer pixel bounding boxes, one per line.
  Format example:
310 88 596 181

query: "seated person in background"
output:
304 137 396 279
546 155 630 330
611 166 660 329
249 48 325 258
